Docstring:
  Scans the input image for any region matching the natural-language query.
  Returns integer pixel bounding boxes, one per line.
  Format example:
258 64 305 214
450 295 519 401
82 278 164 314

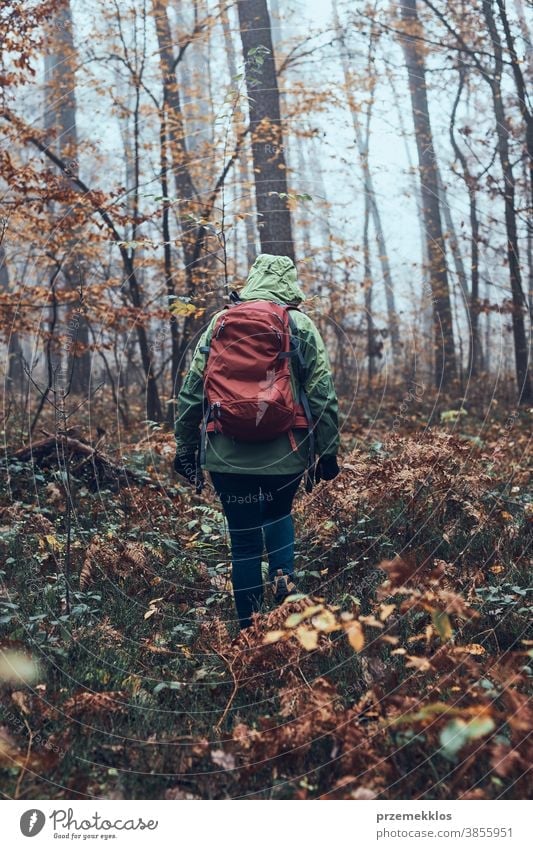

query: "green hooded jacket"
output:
174 254 339 475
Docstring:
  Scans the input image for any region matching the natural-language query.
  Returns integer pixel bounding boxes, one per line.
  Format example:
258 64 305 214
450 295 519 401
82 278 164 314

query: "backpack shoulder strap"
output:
199 306 230 355
284 308 315 492
279 308 306 375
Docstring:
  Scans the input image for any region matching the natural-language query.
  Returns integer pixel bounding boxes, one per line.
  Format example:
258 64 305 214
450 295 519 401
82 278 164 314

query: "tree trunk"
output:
153 0 206 401
399 0 457 389
0 243 25 392
512 0 533 78
159 107 182 426
436 163 468 381
43 0 91 396
449 67 482 376
237 0 295 259
295 137 313 259
172 0 212 165
363 187 376 386
496 0 533 214
333 0 401 364
308 137 336 281
173 0 220 304
483 0 532 403
153 0 198 273
386 62 432 380
220 2 258 270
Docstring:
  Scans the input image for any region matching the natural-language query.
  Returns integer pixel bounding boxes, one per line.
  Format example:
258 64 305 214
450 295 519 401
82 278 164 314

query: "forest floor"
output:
0 386 531 799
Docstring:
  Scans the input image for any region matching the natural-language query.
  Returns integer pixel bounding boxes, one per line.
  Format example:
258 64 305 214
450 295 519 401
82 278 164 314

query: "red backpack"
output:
200 299 311 446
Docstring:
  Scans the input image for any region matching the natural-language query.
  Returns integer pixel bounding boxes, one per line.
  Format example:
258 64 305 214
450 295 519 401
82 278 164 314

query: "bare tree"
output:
43 0 91 395
399 0 457 389
416 0 532 401
449 65 483 376
220 2 258 269
153 0 212 414
496 0 533 212
483 0 532 403
385 61 433 379
237 0 295 259
0 239 25 392
333 0 401 365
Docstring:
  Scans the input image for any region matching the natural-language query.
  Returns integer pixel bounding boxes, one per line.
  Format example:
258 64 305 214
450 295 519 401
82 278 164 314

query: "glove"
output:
314 455 340 483
173 449 204 491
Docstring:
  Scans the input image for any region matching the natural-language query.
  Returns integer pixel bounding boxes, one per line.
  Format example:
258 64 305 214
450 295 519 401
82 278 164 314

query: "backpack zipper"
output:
270 325 282 346
216 320 226 338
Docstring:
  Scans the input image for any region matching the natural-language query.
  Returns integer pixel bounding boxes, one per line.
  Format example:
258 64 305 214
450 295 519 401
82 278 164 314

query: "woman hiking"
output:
173 254 340 629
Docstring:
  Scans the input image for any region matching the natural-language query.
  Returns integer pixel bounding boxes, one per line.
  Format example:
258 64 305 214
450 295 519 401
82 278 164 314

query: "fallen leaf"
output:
379 603 396 621
11 691 31 715
346 621 364 652
285 605 323 629
459 643 486 655
211 749 236 770
310 609 338 632
295 626 319 650
263 629 287 645
432 610 453 641
405 655 432 672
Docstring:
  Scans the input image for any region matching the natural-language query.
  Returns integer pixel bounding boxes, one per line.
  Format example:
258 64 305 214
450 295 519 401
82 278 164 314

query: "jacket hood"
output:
239 254 305 305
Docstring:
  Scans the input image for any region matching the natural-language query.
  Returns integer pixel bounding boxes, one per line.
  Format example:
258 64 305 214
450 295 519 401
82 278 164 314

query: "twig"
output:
213 649 239 733
14 719 33 800
298 666 314 691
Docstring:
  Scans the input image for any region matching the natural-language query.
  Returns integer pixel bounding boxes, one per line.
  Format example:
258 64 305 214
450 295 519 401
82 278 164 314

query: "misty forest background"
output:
0 0 531 800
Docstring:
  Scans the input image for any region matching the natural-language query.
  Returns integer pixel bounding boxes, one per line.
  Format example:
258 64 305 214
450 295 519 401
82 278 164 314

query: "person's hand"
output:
173 450 204 491
314 455 340 483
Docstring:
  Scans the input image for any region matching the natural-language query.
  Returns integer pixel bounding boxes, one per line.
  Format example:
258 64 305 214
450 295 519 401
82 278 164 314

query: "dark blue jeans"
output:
209 472 303 628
